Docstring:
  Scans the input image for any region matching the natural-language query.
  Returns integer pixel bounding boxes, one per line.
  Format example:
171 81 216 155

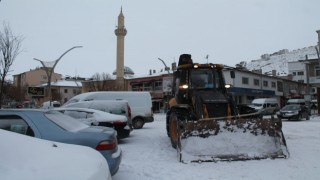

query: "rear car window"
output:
45 111 89 132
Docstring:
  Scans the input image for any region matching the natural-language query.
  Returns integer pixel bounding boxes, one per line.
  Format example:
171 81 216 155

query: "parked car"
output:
276 104 310 121
0 129 112 180
62 100 132 129
249 98 279 115
63 91 154 129
53 107 131 139
0 109 122 176
236 104 261 118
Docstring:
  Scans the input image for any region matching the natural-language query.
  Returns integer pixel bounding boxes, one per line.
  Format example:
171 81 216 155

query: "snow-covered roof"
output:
39 80 82 87
244 46 319 76
126 70 171 79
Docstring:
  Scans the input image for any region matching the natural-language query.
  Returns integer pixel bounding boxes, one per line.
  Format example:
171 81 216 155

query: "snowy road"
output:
113 113 320 180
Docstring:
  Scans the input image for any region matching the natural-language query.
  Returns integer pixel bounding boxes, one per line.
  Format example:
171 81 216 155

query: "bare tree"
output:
0 23 23 108
88 72 113 91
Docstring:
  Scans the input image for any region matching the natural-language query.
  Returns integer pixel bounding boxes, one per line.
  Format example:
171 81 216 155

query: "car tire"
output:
306 114 310 120
133 118 144 129
117 129 130 139
297 114 302 121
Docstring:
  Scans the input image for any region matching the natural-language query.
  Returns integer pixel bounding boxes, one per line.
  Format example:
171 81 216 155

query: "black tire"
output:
169 114 179 149
133 118 144 129
297 114 302 121
166 112 171 137
117 129 130 139
306 113 310 120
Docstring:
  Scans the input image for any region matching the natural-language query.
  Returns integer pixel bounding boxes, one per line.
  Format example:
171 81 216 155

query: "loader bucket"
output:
177 114 289 163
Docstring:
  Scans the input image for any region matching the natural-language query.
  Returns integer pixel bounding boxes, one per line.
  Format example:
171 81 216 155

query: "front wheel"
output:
306 113 310 120
169 114 179 149
297 114 302 121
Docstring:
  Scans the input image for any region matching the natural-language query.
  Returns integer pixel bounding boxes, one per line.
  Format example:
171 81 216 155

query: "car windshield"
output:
282 105 300 110
44 110 90 132
190 69 219 89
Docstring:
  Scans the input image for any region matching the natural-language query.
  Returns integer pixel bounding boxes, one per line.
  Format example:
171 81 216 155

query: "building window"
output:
277 81 283 92
242 77 249 85
253 79 260 86
64 89 68 93
143 82 152 91
154 80 162 91
271 82 276 88
297 71 304 76
315 66 320 77
73 89 76 94
292 72 296 76
132 84 143 91
42 75 47 80
263 80 268 87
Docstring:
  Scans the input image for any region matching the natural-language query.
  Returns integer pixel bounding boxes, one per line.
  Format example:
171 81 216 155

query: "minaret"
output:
114 7 127 90
317 30 320 48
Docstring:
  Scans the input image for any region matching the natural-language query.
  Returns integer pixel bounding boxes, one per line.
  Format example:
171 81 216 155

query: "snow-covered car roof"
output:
0 129 111 180
53 107 127 123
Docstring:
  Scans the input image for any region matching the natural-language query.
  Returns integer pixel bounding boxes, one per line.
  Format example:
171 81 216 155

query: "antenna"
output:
205 54 209 63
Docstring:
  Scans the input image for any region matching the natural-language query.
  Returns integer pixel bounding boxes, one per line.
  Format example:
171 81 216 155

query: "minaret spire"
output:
114 7 127 90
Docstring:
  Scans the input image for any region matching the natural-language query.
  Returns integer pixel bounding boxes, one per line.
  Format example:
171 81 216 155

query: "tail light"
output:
96 139 117 150
113 121 127 125
127 104 132 120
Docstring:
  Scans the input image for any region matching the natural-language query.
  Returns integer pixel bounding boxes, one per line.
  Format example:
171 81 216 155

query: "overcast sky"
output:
1 0 319 79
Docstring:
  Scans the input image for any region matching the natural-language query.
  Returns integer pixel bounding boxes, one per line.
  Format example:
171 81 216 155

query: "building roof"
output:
39 80 82 87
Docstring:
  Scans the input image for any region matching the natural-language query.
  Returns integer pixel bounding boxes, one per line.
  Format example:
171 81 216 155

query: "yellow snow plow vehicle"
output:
166 54 289 163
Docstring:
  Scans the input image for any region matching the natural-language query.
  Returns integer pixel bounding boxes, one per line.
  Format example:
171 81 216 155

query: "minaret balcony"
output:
115 28 127 36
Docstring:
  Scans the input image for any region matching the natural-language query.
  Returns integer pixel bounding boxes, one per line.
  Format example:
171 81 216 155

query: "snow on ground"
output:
113 113 320 180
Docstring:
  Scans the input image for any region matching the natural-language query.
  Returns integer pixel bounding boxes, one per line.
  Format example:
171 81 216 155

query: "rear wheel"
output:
133 118 144 129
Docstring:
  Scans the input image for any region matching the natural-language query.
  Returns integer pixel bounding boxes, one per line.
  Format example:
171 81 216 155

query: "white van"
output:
64 91 154 129
249 98 279 115
62 100 132 129
41 101 61 109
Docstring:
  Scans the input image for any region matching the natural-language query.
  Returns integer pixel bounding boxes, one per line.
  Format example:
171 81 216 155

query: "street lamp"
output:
34 46 83 107
158 58 170 74
260 63 271 89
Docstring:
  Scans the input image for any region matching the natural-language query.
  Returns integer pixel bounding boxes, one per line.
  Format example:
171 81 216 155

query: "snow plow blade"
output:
177 114 289 163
